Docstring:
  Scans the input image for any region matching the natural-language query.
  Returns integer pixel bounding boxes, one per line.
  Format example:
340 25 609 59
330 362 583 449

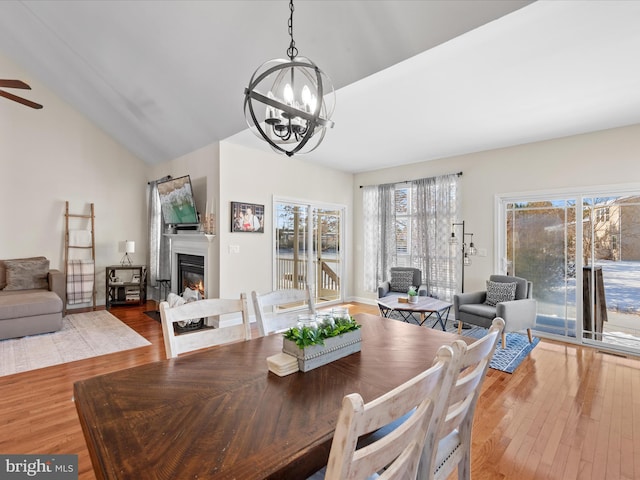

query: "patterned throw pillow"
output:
485 280 517 306
3 257 49 291
390 270 415 293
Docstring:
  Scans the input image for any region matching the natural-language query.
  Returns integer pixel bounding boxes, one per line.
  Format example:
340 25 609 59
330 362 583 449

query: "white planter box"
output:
282 329 362 372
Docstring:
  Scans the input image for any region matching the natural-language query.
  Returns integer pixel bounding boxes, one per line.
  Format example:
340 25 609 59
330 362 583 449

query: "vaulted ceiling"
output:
1 1 639 173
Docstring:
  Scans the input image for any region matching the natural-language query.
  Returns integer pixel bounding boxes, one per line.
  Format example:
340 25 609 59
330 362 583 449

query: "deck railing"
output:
277 257 340 300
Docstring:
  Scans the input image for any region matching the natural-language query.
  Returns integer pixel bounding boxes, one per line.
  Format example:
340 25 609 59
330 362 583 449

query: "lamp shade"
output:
124 240 135 253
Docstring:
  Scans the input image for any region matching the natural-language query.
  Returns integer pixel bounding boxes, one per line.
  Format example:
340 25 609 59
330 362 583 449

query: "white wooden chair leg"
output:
457 321 463 334
501 332 506 349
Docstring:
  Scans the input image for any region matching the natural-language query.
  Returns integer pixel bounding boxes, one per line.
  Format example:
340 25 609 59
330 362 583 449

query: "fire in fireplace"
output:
177 254 205 298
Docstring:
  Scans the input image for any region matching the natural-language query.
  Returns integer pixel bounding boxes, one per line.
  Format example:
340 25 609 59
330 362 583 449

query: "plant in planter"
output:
282 316 362 372
407 286 419 303
283 316 361 348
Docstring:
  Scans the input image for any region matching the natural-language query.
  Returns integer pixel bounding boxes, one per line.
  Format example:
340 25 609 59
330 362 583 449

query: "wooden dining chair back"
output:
251 286 315 336
320 343 462 480
159 293 251 359
422 317 505 480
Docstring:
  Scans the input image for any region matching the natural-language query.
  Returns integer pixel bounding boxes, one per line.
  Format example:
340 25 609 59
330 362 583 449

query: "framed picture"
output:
231 202 264 233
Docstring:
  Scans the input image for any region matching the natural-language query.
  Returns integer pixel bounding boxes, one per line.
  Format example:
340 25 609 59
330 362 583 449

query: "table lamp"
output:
120 240 135 266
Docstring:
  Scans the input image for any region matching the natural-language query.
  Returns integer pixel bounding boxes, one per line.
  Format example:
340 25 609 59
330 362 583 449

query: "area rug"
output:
455 325 540 373
384 312 538 373
0 310 151 377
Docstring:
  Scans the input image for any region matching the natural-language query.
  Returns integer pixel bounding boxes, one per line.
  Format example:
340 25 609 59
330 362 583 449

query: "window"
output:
395 186 410 258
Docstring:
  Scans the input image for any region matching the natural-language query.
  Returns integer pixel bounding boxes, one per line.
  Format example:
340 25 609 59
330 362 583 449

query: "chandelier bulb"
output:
301 85 311 106
283 83 294 105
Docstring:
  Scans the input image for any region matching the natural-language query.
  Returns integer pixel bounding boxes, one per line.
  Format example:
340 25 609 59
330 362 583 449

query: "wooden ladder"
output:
64 201 96 311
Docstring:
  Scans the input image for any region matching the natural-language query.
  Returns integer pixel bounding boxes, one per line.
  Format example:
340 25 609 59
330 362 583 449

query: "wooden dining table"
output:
74 313 468 480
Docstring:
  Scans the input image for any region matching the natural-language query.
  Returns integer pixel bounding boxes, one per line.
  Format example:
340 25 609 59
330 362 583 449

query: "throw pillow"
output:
390 270 415 293
3 257 50 291
485 280 517 306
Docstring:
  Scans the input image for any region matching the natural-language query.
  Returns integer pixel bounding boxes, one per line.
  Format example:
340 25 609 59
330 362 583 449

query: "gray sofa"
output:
0 257 65 340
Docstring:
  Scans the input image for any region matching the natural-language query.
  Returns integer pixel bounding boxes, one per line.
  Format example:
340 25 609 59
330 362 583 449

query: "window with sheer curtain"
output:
363 174 460 301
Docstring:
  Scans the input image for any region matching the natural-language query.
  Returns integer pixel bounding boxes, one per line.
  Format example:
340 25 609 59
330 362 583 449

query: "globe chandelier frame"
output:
243 0 335 157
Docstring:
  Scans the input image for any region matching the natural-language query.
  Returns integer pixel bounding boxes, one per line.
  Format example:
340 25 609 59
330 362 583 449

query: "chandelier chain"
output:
287 0 298 60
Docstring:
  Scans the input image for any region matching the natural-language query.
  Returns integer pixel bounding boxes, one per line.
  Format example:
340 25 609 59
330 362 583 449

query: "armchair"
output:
454 275 536 348
378 267 427 299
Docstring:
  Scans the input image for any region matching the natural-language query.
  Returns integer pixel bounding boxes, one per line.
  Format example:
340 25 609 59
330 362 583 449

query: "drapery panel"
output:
363 184 396 292
147 177 171 301
363 174 460 301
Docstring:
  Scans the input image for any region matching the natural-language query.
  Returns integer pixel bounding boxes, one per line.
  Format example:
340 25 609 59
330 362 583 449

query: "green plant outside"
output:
283 317 361 348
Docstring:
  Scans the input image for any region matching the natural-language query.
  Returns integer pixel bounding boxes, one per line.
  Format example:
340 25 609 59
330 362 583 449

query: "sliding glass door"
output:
503 199 577 338
274 199 345 307
582 195 640 352
499 189 640 354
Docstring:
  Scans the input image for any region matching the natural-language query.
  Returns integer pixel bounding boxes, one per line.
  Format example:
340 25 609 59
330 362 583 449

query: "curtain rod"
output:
358 171 462 189
147 175 172 185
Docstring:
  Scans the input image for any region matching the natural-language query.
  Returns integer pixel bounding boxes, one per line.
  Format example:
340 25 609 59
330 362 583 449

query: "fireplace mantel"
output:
165 233 215 299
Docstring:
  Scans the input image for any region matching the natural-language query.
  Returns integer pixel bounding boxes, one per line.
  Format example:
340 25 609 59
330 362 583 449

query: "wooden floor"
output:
1 301 639 480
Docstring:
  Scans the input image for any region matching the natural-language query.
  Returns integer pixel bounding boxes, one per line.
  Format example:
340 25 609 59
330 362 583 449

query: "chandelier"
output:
243 0 335 157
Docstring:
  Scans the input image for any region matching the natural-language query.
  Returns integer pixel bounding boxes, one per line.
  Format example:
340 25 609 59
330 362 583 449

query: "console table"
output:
105 265 147 310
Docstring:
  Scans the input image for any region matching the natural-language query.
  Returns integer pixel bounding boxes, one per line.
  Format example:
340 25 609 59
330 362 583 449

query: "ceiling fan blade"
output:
0 79 31 89
0 89 43 109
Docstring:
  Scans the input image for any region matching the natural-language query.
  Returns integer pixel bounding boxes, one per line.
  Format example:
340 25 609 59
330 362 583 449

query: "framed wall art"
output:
231 202 264 233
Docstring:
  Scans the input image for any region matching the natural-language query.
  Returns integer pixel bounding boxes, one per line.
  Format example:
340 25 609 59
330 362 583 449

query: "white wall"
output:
148 142 220 297
149 140 354 312
0 51 148 308
218 141 353 310
353 124 640 302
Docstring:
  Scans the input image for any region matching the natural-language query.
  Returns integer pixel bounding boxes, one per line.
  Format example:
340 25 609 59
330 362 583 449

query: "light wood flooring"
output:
1 301 639 479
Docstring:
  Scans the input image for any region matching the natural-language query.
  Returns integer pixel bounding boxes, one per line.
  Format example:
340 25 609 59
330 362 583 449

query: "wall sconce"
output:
120 240 135 266
451 222 477 292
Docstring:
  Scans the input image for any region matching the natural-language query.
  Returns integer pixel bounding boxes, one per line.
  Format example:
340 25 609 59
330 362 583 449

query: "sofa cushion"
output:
485 280 516 306
0 290 62 320
389 270 414 293
3 257 50 291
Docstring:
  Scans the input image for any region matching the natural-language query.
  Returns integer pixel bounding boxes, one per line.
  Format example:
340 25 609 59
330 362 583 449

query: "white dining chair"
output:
420 317 505 480
251 286 315 336
311 342 463 480
159 293 251 359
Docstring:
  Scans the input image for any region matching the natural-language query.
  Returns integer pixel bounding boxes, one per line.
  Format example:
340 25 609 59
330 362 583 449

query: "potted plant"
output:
282 315 362 372
407 286 419 303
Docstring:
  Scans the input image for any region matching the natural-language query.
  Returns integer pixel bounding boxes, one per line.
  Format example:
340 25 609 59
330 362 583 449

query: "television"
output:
157 175 199 227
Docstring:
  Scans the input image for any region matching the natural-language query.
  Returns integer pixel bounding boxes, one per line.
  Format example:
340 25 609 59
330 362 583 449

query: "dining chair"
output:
419 317 505 480
159 293 251 359
311 342 463 480
251 286 315 336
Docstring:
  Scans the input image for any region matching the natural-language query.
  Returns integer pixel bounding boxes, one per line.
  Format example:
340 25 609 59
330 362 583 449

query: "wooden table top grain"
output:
74 313 467 480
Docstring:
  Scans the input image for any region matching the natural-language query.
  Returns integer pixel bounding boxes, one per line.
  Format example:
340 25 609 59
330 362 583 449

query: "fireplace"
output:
177 254 205 298
167 233 218 325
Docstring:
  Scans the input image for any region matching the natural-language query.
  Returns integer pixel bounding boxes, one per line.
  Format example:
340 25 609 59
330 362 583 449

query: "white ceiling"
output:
2 1 640 173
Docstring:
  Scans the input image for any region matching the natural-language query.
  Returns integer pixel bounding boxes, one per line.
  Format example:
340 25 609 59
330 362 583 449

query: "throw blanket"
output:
67 259 95 304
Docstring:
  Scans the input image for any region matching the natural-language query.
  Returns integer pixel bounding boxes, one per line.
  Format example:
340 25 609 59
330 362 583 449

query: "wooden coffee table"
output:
378 296 453 330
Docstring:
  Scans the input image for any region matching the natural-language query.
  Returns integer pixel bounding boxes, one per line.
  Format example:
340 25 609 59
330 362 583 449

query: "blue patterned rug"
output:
384 312 538 373
453 325 540 373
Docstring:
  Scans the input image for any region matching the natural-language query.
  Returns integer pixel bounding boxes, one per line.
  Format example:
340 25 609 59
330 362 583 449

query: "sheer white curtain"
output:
363 174 460 301
363 184 396 292
147 177 171 301
413 174 459 301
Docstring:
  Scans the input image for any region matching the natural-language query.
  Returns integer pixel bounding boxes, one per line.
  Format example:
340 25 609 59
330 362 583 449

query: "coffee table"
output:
378 296 453 330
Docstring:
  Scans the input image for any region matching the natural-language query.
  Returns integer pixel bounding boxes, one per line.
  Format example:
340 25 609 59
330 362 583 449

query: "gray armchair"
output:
378 267 427 299
454 274 536 348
